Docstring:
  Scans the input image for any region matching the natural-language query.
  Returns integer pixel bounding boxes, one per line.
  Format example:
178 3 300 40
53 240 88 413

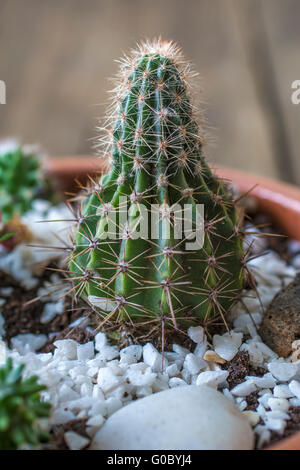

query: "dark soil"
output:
246 391 261 412
46 419 89 450
250 212 292 262
42 327 95 353
221 351 265 415
221 350 266 390
221 351 300 449
0 263 90 350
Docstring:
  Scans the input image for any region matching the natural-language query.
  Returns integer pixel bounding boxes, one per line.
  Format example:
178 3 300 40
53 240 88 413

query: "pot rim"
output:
45 156 300 450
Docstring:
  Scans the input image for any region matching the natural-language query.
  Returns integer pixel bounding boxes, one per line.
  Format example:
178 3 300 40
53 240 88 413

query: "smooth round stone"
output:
91 385 254 450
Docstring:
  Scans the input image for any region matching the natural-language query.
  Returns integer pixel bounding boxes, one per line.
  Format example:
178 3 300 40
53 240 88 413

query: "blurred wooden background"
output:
0 0 300 185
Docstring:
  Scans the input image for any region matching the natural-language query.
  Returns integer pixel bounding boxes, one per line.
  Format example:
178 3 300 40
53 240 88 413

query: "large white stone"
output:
91 385 254 450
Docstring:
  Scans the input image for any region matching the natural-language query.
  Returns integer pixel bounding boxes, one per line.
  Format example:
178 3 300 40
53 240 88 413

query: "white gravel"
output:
0 202 300 449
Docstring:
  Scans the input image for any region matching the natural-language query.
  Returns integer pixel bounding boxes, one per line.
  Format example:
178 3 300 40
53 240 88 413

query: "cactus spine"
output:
70 40 245 335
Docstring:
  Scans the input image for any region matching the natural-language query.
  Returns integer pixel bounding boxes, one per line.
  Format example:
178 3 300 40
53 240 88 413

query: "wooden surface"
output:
0 0 299 185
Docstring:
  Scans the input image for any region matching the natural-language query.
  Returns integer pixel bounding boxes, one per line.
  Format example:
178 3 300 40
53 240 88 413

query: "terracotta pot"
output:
45 156 300 450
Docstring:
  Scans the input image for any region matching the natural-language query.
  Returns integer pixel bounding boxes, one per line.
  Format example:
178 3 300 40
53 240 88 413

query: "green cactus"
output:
69 40 245 335
0 358 51 450
0 146 42 223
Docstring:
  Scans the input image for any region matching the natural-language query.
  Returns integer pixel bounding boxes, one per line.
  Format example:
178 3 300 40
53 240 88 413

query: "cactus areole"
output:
70 40 245 335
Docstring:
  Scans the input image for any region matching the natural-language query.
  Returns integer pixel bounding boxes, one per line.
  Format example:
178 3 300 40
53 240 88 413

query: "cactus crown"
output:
0 146 42 223
69 39 245 340
0 358 51 450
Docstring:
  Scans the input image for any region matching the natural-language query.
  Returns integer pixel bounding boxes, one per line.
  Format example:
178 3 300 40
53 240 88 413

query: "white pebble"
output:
11 333 47 353
193 342 207 359
80 382 93 397
258 393 273 408
86 414 104 428
69 366 87 379
143 343 167 372
265 410 290 420
89 400 106 416
54 339 77 360
213 334 241 361
233 313 262 330
183 353 206 375
255 425 271 448
92 386 105 401
289 379 300 399
268 397 290 413
136 386 153 397
196 370 228 389
69 316 89 328
289 398 300 407
166 363 180 377
77 342 94 361
106 397 122 416
97 367 122 393
91 385 254 450
0 287 13 296
273 384 294 398
169 377 187 388
66 397 95 411
64 431 89 450
222 388 235 403
246 323 259 340
241 342 263 365
187 326 205 344
58 384 79 402
264 418 286 434
231 380 257 397
268 362 297 382
126 363 156 387
237 400 247 411
246 373 276 389
98 345 119 361
172 344 190 357
291 254 300 269
94 332 107 351
41 300 64 323
256 342 277 360
256 404 267 418
152 382 169 395
120 345 142 364
51 408 76 425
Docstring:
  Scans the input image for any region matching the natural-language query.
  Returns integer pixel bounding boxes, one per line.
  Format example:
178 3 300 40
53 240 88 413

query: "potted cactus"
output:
68 40 246 340
1 39 300 450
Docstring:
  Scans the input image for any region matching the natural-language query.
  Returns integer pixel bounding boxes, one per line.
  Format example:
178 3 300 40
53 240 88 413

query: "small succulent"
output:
0 146 42 223
0 358 51 450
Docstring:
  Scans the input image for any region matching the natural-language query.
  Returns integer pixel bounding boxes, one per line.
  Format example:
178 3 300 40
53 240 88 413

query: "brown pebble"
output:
259 273 300 357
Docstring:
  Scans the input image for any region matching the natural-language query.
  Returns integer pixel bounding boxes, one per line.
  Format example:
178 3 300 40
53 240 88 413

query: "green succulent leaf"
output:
0 358 51 450
0 146 49 223
0 232 15 242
